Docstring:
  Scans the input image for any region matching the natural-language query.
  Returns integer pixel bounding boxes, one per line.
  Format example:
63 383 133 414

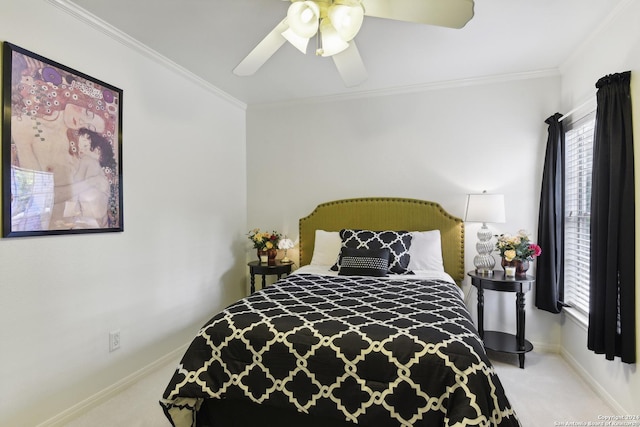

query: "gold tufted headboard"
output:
298 197 465 285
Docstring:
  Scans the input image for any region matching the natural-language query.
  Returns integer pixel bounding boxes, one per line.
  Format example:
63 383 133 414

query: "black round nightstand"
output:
248 261 292 294
467 270 535 368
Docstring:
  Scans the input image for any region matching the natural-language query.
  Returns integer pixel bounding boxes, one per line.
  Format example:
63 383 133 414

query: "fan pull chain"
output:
315 29 322 56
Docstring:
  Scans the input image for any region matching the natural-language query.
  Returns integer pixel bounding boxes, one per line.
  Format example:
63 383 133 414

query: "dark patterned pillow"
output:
332 229 413 274
338 247 390 277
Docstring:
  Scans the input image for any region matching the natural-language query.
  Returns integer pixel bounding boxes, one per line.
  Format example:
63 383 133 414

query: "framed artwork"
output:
2 42 123 237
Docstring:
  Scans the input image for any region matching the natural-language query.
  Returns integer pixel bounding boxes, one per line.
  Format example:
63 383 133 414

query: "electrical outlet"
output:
109 330 121 352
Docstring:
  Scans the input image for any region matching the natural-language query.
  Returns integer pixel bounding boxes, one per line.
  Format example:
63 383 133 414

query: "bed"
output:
160 197 520 427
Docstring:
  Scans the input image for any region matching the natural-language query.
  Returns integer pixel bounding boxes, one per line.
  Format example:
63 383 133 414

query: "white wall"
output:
558 0 640 414
2 0 636 423
0 1 248 425
247 74 562 350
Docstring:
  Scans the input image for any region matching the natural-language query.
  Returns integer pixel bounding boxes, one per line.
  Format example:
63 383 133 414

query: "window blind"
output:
564 111 595 316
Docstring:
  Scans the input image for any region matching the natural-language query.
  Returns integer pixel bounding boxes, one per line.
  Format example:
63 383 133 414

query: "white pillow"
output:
408 230 445 272
309 230 342 266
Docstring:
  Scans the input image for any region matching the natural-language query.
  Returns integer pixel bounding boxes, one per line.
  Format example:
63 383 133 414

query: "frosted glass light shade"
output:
327 4 364 41
278 238 295 250
319 19 349 56
286 1 320 38
283 1 321 53
283 1 364 58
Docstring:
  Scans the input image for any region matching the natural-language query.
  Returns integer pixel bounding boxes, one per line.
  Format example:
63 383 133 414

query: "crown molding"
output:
250 68 560 109
45 0 247 110
559 0 636 72
45 0 561 111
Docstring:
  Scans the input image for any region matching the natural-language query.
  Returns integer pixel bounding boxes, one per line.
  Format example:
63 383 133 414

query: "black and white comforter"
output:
160 272 520 427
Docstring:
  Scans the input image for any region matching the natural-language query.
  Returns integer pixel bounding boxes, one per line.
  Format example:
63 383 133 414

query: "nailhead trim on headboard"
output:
299 197 465 285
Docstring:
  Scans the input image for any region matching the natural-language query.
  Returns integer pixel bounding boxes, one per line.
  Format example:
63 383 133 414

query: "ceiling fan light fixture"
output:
235 0 473 87
317 18 350 57
327 3 364 41
286 1 321 38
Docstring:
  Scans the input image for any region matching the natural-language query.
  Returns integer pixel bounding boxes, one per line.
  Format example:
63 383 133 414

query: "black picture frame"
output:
2 42 123 237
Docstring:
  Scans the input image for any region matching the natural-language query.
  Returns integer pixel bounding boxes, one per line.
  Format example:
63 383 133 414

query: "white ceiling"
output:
64 0 624 105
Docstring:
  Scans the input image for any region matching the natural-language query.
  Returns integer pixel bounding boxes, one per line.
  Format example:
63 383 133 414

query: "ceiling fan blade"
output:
362 0 474 29
233 19 289 76
332 41 368 87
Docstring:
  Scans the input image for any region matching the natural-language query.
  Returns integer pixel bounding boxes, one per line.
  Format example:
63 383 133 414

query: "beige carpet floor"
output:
64 350 614 426
489 350 615 426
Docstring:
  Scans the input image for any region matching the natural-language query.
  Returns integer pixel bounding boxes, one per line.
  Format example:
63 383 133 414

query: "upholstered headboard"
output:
298 197 465 284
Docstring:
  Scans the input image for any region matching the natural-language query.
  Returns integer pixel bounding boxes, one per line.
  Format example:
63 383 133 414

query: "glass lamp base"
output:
474 254 496 274
474 223 496 275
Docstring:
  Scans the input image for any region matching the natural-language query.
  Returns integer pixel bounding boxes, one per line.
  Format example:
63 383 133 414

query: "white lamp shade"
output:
278 238 295 250
464 193 506 223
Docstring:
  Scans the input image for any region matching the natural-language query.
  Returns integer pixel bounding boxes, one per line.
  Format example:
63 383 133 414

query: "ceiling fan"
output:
233 0 475 87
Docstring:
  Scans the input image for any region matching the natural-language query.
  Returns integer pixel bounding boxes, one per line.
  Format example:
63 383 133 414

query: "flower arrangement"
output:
247 228 282 251
495 230 542 262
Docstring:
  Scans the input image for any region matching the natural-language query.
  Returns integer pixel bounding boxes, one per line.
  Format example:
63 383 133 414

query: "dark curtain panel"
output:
588 71 636 364
536 113 565 314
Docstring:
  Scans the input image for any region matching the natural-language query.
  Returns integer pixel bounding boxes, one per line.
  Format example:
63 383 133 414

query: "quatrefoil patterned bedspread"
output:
160 273 520 427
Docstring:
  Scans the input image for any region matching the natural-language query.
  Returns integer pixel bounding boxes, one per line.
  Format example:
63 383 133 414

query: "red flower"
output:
529 243 542 258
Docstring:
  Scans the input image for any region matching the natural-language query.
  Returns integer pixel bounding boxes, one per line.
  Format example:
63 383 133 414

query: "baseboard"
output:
560 347 626 414
559 312 627 414
35 339 625 425
36 343 188 427
530 340 561 354
498 338 625 414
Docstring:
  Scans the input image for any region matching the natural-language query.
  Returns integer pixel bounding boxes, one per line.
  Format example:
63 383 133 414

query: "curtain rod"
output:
558 96 596 122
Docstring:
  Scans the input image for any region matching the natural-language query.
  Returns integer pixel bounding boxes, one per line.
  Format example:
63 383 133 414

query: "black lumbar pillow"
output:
338 247 391 277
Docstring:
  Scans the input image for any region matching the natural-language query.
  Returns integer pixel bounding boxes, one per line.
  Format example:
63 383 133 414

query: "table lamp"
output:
278 237 295 263
465 191 506 275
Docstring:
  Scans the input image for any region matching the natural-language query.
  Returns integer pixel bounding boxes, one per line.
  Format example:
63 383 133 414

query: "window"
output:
563 112 595 316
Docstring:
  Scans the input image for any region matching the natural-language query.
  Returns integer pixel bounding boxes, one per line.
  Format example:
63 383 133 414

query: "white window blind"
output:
564 111 595 316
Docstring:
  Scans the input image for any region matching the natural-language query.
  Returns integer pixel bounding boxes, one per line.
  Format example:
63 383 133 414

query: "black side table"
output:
248 261 292 294
467 270 535 368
